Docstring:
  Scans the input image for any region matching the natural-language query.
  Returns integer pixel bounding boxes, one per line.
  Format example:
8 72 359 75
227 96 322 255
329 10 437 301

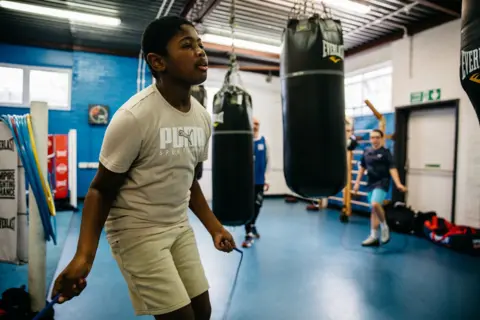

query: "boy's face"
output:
370 131 383 148
151 24 208 85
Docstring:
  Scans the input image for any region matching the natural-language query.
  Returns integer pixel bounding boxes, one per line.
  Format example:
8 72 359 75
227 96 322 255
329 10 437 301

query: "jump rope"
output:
29 221 407 319
32 248 244 320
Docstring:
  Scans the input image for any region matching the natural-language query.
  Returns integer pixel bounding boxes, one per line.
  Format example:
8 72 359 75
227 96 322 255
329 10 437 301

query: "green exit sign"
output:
410 88 441 104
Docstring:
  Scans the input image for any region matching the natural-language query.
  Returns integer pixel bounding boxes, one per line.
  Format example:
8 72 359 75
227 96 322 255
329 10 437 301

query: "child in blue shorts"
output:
354 129 407 246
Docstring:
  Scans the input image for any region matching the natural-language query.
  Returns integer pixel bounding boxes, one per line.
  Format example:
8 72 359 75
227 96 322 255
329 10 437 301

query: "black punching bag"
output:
192 85 207 180
460 0 480 124
281 14 347 198
212 71 254 226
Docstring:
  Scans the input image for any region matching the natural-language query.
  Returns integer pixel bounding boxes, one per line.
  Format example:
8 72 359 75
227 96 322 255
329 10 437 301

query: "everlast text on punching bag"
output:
460 0 480 124
212 69 254 226
191 85 207 180
281 14 347 198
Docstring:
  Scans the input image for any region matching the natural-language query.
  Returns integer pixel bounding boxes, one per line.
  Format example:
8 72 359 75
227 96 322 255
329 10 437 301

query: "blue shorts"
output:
368 188 387 205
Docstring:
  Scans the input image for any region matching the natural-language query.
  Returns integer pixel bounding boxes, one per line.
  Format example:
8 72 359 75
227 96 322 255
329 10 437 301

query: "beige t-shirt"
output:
99 84 211 241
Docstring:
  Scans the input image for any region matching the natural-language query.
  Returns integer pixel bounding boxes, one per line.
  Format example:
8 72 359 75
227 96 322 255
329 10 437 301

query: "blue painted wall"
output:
330 112 396 213
0 43 152 197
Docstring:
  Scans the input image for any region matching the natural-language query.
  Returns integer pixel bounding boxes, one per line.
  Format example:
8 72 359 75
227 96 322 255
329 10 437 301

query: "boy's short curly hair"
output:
141 16 194 77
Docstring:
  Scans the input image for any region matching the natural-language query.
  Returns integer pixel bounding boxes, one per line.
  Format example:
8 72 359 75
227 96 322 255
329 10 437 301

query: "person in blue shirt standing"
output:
242 117 270 248
354 129 407 247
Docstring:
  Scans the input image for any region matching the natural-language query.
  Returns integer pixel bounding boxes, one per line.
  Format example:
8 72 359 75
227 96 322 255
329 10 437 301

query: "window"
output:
0 66 23 104
344 63 392 117
0 63 72 110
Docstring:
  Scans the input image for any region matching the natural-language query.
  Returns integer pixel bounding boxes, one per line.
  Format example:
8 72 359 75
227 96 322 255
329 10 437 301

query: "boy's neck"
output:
156 77 191 112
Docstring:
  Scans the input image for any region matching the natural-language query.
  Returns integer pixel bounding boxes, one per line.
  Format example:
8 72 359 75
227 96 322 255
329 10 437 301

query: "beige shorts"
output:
110 224 210 316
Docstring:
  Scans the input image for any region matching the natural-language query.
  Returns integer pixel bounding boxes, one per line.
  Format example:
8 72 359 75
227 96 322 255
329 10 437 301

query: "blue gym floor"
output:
2 199 480 319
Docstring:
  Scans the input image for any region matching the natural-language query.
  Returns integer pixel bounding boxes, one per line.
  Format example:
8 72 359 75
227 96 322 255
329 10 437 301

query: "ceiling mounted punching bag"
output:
211 70 254 226
281 13 347 198
460 0 480 124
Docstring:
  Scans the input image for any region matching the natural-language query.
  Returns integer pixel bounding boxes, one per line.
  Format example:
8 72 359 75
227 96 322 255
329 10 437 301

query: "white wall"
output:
199 68 290 200
346 19 480 227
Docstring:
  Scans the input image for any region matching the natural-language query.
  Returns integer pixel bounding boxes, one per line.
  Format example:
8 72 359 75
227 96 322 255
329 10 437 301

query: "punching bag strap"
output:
222 0 244 90
288 0 322 20
229 0 237 63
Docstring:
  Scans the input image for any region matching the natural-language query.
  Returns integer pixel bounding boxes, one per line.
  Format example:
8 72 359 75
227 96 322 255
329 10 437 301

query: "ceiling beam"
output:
407 0 461 18
190 0 224 23
346 14 458 57
207 51 278 65
180 0 197 17
345 31 404 57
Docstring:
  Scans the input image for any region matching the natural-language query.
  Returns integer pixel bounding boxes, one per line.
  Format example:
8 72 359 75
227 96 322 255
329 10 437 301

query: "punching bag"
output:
212 70 254 226
460 0 480 124
191 85 207 180
281 14 347 198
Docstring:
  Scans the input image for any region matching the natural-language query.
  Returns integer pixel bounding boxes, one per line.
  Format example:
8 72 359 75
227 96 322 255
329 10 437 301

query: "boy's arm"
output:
52 109 142 303
189 177 236 252
76 165 127 263
389 168 403 187
386 149 405 188
188 116 235 251
188 177 223 234
76 109 142 263
189 118 223 234
354 152 366 185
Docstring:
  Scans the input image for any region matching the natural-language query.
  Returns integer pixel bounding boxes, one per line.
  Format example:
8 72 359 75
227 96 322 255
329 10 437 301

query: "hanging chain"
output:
229 0 237 68
289 0 319 20
319 1 332 19
305 0 317 17
188 0 206 23
222 0 244 89
288 0 299 19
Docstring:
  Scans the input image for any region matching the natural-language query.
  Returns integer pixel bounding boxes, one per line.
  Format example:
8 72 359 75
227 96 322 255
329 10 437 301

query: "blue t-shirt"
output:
360 146 395 192
254 136 268 185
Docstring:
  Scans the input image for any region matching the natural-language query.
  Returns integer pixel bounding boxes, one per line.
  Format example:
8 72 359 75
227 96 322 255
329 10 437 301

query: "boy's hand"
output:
397 184 407 192
51 255 92 303
212 228 236 253
353 183 360 193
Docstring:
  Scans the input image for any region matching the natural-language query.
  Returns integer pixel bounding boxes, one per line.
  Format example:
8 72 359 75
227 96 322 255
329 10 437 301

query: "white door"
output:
405 108 456 221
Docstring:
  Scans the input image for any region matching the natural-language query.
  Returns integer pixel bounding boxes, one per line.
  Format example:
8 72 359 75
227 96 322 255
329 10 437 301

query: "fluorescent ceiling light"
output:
202 33 281 55
204 28 282 47
0 0 121 26
321 0 371 15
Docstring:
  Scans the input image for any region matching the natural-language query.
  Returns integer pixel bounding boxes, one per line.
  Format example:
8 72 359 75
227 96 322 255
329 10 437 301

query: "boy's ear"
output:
147 53 166 72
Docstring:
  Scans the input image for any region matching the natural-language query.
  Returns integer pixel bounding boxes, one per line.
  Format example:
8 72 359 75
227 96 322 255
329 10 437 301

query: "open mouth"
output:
197 61 208 71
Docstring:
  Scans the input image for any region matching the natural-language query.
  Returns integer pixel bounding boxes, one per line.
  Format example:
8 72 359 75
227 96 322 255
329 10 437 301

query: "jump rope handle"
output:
32 295 61 320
